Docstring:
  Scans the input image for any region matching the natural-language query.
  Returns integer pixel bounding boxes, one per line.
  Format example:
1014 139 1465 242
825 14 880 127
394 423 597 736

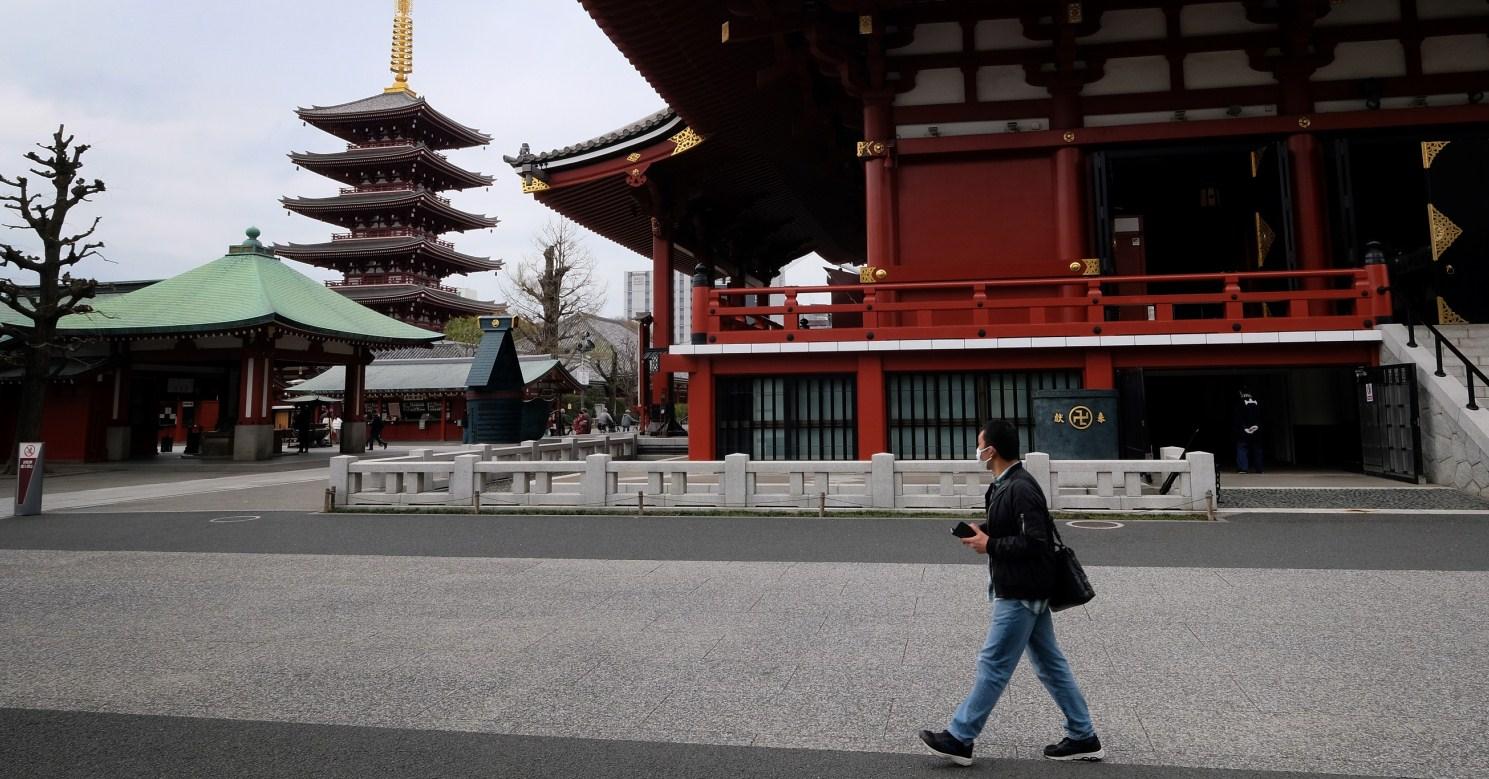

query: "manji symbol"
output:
1069 406 1094 430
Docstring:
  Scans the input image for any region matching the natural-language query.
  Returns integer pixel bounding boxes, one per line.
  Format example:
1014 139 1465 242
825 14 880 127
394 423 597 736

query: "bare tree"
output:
588 325 638 414
1 126 105 471
500 219 604 355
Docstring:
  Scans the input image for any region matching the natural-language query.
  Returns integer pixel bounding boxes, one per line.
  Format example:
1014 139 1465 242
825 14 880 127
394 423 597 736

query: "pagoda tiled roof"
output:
296 91 491 149
504 108 681 170
332 282 500 314
273 236 502 274
280 190 498 231
50 230 441 345
290 145 493 190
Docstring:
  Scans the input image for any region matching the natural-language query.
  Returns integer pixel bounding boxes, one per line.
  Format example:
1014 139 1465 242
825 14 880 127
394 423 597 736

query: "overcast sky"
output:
1 0 822 318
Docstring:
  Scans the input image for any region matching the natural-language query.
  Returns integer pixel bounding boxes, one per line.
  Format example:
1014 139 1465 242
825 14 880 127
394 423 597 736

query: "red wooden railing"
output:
327 276 459 294
698 266 1391 344
337 184 451 205
330 229 456 249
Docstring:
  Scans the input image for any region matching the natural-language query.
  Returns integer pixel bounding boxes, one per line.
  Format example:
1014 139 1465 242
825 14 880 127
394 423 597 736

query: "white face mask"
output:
976 446 994 466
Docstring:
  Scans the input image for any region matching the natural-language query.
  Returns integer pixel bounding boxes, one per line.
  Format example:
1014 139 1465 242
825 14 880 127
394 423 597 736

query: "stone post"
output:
870 453 896 509
450 454 479 505
723 453 749 507
1188 451 1217 511
583 453 612 506
1024 452 1053 506
329 455 354 507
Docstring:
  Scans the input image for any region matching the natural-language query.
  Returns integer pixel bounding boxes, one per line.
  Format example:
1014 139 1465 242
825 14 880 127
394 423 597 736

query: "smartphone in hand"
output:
951 521 978 538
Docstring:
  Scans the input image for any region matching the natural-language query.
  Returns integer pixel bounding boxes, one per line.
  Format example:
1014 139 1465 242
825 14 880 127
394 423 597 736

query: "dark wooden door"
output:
1357 364 1421 483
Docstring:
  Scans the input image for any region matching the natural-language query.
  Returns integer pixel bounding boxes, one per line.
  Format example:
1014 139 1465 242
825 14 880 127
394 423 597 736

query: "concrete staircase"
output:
1380 324 1489 498
1422 324 1489 394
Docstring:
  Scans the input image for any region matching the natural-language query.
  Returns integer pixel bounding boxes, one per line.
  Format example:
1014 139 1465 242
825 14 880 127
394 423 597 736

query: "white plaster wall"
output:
1313 40 1408 81
1422 35 1489 74
1379 324 1489 498
894 68 964 107
1318 0 1399 26
1184 50 1275 89
975 19 1041 50
1079 9 1166 43
1085 55 1170 95
890 21 962 55
1419 0 1489 19
1180 2 1268 35
976 65 1046 101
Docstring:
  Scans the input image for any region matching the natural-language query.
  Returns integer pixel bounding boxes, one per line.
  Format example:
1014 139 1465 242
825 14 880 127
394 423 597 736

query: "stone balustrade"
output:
329 445 1215 513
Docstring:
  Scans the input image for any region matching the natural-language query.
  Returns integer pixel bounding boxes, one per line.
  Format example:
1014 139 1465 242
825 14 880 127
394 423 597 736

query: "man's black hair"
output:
981 419 1021 461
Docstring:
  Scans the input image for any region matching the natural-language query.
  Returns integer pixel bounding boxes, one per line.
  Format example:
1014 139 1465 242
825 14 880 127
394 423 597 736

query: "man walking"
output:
919 419 1102 767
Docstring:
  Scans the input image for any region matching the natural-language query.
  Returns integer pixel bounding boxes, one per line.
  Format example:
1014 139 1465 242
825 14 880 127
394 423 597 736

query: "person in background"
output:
329 414 342 446
919 419 1102 767
294 407 313 454
1235 387 1263 474
367 413 388 451
620 410 635 432
572 410 591 435
596 407 615 433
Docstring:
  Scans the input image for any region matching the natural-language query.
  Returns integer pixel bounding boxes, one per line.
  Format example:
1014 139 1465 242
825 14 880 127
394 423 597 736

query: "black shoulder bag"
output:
1046 517 1096 612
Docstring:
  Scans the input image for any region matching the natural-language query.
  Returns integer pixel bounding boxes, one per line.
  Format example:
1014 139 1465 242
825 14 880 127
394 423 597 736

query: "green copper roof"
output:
55 229 442 345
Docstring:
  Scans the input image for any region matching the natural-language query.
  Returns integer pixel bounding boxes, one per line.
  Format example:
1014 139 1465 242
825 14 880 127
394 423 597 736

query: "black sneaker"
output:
918 729 973 766
1044 735 1104 761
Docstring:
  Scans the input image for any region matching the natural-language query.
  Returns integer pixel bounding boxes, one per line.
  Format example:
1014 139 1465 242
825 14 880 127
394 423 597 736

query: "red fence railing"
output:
697 266 1391 344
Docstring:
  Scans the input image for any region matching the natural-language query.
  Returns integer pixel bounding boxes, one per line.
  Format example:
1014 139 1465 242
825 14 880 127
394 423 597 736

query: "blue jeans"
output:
948 598 1096 744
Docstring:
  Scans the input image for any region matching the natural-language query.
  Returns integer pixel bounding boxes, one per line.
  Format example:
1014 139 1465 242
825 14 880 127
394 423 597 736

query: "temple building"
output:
277 0 502 331
0 229 442 461
508 0 1489 480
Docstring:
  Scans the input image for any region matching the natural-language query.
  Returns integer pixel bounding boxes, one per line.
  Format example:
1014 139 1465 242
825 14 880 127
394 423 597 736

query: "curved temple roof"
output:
290 146 493 190
280 190 499 232
274 236 502 274
505 108 681 170
296 91 492 150
55 230 442 345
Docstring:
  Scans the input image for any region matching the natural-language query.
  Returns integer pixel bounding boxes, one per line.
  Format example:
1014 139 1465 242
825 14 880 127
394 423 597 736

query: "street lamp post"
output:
571 331 596 417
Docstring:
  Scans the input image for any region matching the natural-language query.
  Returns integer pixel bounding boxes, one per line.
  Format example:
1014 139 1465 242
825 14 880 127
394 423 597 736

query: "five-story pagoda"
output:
277 0 501 331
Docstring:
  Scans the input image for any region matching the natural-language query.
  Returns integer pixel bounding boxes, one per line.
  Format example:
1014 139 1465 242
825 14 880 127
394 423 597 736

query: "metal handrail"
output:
1405 303 1487 410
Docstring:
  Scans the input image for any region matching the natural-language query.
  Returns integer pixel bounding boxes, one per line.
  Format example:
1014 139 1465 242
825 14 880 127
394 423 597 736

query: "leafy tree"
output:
443 315 482 345
0 126 105 471
500 219 604 356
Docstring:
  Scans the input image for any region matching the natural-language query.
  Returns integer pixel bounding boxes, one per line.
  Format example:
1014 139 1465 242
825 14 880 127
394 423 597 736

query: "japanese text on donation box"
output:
1032 390 1118 459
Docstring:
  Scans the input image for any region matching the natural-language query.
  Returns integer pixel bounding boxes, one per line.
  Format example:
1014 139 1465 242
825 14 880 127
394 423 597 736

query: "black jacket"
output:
979 462 1058 600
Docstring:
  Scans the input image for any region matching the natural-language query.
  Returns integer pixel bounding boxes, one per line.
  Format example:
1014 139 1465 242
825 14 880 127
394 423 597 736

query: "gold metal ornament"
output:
1080 258 1100 276
1297 116 1311 128
858 265 888 283
1438 297 1468 324
1069 261 1082 273
1428 203 1462 262
626 152 642 163
384 0 416 95
1255 214 1276 267
669 127 703 156
520 175 550 193
1068 405 1094 430
1421 141 1450 169
1062 131 1076 143
856 140 889 159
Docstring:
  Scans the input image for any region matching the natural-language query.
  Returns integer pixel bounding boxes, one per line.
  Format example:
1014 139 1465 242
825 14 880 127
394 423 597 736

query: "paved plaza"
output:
3 499 1489 777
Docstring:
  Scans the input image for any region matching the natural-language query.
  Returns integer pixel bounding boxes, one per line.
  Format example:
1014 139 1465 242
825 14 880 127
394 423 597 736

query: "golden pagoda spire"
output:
384 0 415 95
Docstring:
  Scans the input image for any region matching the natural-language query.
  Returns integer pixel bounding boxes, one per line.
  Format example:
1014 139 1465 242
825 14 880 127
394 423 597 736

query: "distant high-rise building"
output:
624 270 692 345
